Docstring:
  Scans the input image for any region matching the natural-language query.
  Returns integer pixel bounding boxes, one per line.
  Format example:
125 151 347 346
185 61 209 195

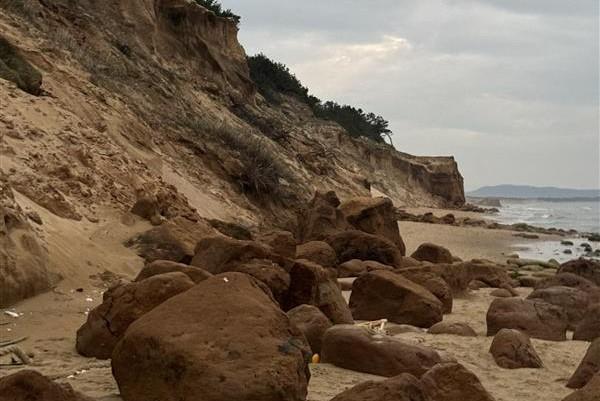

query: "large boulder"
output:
338 196 406 253
527 286 591 330
232 259 290 304
0 370 91 401
399 270 453 314
486 297 568 341
297 191 349 242
562 372 600 401
325 230 404 267
399 259 513 296
321 325 442 377
329 373 428 401
76 272 195 359
463 259 514 289
559 258 600 286
535 273 598 293
411 243 453 264
574 303 600 342
134 260 212 283
420 362 496 401
258 230 297 258
295 241 337 268
112 273 311 401
284 259 353 324
125 217 214 263
568 339 600 389
338 259 394 278
287 304 332 354
190 235 275 273
489 329 543 369
350 270 443 328
428 322 477 337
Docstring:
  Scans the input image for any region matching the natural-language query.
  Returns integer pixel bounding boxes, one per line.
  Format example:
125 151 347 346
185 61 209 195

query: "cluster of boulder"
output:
482 256 600 400
3 190 598 400
76 191 520 400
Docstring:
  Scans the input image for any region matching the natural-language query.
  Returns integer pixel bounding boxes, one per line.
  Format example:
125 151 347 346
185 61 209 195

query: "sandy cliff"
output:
0 0 464 305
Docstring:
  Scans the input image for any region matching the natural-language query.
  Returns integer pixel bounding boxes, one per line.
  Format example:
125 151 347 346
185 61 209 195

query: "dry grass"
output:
187 119 292 199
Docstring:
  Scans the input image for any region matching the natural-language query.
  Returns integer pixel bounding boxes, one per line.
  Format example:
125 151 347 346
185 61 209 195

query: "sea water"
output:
489 199 600 261
492 199 600 233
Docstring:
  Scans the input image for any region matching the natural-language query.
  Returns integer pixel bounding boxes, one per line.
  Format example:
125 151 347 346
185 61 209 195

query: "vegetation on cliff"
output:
248 53 392 145
194 0 240 26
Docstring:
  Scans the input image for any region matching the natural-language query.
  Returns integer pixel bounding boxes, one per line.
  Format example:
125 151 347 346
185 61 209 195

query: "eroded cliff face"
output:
0 0 464 303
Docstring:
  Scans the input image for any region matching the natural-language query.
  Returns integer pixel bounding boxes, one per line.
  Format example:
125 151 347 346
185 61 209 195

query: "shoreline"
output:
0 208 595 401
401 207 600 263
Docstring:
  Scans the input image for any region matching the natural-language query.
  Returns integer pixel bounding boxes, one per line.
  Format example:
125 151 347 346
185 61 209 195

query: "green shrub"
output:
194 0 240 26
247 53 316 105
247 53 393 145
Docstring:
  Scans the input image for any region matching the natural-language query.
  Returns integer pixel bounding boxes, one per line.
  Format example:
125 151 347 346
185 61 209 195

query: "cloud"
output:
227 0 599 189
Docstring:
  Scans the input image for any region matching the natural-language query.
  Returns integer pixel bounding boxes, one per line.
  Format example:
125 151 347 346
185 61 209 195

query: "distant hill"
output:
468 185 600 199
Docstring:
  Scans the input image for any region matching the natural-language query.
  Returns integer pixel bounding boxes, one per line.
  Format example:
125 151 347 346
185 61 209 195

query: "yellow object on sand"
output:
311 354 320 364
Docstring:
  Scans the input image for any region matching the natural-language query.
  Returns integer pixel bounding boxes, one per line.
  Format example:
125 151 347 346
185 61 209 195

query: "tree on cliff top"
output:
194 0 240 26
247 53 392 145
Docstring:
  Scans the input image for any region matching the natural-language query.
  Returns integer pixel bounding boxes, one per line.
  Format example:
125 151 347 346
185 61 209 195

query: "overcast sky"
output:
226 0 599 190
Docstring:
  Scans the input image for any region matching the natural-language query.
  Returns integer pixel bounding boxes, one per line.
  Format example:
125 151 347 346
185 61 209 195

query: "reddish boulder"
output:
190 236 274 274
0 370 91 401
562 372 600 401
574 303 600 342
285 259 353 324
486 297 568 341
339 196 406 253
295 241 337 268
399 270 453 314
489 329 543 369
490 288 514 298
297 191 349 242
519 276 542 288
463 259 514 289
350 270 443 328
112 273 311 401
321 325 441 377
428 322 477 337
420 362 495 401
134 260 212 283
326 230 404 267
338 259 394 278
527 286 590 330
76 272 195 359
287 304 332 354
400 260 513 296
330 373 428 401
559 258 600 286
536 273 598 293
258 230 297 258
411 243 453 264
568 338 600 389
232 259 290 304
125 217 214 263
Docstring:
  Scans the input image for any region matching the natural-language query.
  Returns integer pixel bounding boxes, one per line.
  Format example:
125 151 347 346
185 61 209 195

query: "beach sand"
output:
0 216 585 401
400 207 561 263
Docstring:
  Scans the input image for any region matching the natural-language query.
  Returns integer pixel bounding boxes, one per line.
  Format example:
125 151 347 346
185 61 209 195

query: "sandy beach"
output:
1 213 585 401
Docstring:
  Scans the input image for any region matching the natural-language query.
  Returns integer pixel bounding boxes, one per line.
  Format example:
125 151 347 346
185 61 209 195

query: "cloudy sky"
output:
226 0 599 190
